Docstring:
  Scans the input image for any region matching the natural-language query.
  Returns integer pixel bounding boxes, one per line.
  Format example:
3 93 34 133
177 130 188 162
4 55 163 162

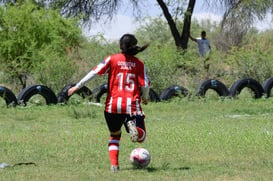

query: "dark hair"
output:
119 34 149 55
201 31 206 35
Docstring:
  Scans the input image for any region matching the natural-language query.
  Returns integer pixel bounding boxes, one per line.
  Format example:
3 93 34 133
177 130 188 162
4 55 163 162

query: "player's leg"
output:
135 115 146 143
125 115 146 143
104 111 125 172
125 117 138 142
108 131 121 172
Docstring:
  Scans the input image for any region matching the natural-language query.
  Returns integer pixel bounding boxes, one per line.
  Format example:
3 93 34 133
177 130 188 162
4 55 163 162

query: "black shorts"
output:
104 111 146 133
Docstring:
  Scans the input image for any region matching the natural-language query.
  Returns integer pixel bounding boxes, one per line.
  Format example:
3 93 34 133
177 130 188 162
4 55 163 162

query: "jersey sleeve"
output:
94 56 111 76
75 56 111 88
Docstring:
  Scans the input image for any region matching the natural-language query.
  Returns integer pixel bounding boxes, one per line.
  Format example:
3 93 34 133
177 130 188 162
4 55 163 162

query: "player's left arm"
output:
139 65 150 104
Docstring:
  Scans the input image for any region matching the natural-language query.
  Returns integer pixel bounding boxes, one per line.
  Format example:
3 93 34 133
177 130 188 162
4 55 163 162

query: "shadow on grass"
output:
147 166 190 172
124 165 191 172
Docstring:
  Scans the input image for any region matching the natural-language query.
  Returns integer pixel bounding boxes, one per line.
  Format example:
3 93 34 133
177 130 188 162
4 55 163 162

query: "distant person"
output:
189 30 211 58
189 31 211 74
68 34 150 173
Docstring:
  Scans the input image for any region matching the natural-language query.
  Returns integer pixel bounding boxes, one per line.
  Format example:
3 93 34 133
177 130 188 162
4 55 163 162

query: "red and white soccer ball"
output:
129 148 151 168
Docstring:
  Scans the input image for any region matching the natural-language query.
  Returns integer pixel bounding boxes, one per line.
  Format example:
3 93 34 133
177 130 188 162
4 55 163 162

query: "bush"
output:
0 2 82 92
224 30 273 85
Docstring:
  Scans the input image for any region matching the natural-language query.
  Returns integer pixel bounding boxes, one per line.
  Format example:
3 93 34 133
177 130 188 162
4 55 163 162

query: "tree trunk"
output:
157 0 196 50
18 73 27 89
156 0 181 47
180 0 196 49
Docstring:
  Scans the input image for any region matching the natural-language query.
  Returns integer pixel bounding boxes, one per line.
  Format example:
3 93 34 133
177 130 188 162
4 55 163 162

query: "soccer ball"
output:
129 148 151 168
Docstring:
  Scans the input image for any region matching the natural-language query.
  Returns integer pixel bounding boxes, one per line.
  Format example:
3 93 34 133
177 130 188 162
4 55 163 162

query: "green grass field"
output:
0 97 273 180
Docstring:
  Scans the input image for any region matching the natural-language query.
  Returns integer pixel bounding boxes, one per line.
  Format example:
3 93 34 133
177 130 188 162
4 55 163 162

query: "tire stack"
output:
1 77 273 107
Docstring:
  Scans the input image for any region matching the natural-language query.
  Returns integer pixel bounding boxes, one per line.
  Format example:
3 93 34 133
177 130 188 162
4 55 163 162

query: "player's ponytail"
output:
120 34 149 55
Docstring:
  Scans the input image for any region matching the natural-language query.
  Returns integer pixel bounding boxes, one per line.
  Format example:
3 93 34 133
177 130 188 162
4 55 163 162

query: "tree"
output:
46 0 272 49
0 1 81 89
154 0 273 49
1 0 272 50
216 0 273 50
44 0 196 49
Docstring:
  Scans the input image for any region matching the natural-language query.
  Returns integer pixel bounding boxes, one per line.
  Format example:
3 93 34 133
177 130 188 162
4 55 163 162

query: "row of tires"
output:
159 77 267 100
1 77 273 107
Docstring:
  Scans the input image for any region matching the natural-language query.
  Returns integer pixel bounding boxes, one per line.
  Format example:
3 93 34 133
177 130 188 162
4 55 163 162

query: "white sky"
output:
84 1 272 40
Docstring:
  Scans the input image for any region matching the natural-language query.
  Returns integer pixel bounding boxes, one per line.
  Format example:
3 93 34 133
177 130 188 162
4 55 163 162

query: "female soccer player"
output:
68 34 150 172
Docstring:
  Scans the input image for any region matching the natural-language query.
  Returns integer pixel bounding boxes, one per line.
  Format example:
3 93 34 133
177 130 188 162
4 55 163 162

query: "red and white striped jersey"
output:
76 53 150 115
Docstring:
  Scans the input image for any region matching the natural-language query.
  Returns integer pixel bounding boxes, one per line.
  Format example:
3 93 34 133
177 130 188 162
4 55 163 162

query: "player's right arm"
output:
67 69 98 96
68 56 111 96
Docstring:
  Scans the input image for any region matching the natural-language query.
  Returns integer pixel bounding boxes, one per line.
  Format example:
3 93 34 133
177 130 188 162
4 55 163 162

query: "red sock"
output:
137 127 146 143
108 135 120 166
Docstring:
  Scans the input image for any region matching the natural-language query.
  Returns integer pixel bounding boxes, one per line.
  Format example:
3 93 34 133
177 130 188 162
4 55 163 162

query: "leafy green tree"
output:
214 0 273 50
1 0 272 50
0 2 81 90
224 30 273 83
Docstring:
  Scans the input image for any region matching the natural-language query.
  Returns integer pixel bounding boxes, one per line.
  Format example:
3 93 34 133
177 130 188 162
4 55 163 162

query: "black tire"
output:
149 88 161 102
229 78 264 98
57 83 92 103
140 87 161 102
94 83 108 103
93 83 161 103
195 79 229 97
262 77 273 98
160 85 188 101
17 85 57 105
0 86 17 107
